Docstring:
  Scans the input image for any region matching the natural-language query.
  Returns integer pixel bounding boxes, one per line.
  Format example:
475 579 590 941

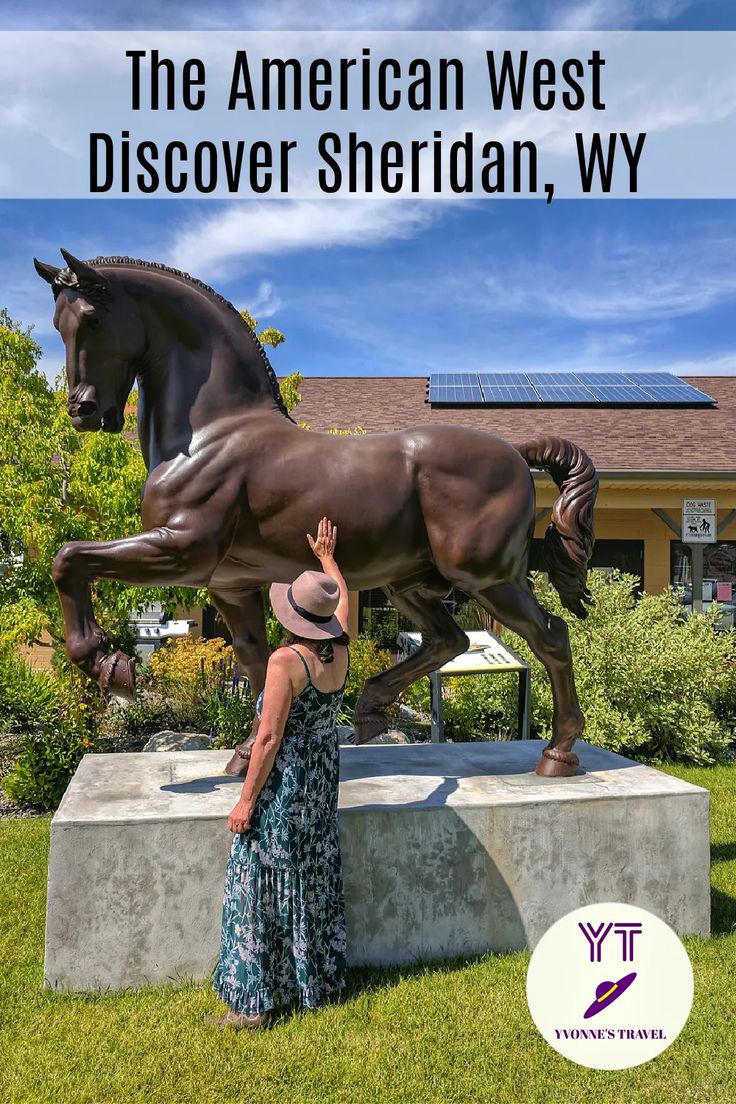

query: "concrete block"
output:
44 740 710 991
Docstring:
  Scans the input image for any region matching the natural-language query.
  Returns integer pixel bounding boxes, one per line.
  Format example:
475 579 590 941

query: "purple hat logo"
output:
583 972 637 1019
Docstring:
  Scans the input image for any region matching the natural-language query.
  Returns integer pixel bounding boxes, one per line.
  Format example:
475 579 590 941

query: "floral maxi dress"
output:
213 647 348 1015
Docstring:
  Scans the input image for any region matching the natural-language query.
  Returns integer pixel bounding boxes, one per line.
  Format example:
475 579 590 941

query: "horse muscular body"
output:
35 251 598 778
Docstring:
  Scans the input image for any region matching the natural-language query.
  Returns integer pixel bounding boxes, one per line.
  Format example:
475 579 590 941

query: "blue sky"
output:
3 1 736 32
4 0 736 382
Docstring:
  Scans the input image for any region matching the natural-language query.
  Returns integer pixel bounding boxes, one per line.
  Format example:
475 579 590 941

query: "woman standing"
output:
208 518 351 1029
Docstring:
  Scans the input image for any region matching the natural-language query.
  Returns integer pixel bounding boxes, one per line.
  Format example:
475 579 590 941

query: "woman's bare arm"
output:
227 649 304 833
307 516 350 634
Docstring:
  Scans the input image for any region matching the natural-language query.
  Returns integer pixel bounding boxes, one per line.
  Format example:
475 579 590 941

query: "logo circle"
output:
526 902 694 1070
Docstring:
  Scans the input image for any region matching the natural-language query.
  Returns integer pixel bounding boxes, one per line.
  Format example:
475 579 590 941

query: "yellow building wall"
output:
19 632 55 671
533 481 736 595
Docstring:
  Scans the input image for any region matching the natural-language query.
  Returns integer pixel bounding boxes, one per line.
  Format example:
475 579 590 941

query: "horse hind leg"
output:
208 587 270 777
353 583 468 744
470 580 583 778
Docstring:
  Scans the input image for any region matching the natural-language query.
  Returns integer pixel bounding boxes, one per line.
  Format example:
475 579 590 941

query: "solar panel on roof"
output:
641 384 714 405
526 373 585 387
426 371 716 407
479 382 540 404
429 372 480 387
429 384 483 404
428 373 483 404
584 384 651 403
623 372 680 385
573 372 636 387
532 384 597 403
477 372 531 387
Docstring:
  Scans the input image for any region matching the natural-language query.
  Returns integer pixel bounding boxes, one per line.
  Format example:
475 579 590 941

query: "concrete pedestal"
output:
44 740 710 992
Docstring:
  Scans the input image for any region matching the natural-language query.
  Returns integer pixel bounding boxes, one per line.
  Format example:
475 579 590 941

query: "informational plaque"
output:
398 630 526 674
397 630 530 741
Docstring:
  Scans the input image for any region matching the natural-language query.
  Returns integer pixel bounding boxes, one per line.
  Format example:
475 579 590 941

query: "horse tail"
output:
515 436 599 619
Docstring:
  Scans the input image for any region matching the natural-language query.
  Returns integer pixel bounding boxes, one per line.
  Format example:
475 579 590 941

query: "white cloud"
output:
1 0 692 32
482 233 736 323
168 199 439 276
238 0 461 31
551 0 690 30
2 1 517 32
244 279 283 319
653 352 736 376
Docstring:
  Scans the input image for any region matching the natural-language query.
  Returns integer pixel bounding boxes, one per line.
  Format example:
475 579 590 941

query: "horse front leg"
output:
208 587 270 777
354 584 468 744
52 526 221 699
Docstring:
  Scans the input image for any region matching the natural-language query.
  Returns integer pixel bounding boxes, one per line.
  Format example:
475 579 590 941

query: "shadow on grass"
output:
712 884 736 936
340 948 512 999
711 841 736 863
710 836 736 935
261 949 512 1026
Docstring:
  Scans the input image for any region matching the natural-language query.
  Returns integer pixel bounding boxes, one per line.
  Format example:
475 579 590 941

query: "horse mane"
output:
81 255 292 420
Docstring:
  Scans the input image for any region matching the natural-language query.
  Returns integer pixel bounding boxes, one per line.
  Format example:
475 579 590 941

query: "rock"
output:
398 704 423 722
338 726 411 746
367 729 411 745
142 731 212 752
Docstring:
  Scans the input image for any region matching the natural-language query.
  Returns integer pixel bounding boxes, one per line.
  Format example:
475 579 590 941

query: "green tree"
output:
240 308 304 415
240 307 285 355
0 310 205 652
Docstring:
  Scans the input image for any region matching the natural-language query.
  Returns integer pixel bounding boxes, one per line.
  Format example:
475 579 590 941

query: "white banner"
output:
1 31 736 199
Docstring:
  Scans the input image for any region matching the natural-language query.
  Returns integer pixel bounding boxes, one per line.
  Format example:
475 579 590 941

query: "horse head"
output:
34 249 144 433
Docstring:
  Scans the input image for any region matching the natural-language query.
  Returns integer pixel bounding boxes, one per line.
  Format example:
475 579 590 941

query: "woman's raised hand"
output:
307 516 337 562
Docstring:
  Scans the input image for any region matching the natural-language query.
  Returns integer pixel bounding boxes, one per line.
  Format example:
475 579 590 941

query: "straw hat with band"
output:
269 570 344 641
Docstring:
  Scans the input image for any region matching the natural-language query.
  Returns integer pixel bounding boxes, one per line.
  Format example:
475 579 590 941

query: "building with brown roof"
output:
291 374 736 625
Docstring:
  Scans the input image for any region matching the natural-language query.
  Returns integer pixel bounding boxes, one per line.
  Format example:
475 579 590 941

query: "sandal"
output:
204 1009 270 1030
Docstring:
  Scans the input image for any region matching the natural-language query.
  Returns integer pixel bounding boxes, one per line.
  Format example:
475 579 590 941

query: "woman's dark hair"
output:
282 631 350 664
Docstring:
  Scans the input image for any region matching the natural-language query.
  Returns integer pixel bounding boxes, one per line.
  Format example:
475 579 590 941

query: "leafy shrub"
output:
342 637 397 718
443 672 518 742
110 635 256 749
200 680 255 748
0 648 101 809
0 648 61 735
103 694 185 746
339 636 432 721
445 571 735 765
3 725 96 810
148 634 233 690
361 608 400 650
454 600 493 633
194 649 255 748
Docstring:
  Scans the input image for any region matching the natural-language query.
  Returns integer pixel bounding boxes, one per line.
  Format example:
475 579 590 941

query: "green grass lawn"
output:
2 764 736 1104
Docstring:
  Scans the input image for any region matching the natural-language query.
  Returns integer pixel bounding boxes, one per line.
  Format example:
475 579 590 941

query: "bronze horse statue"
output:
34 250 598 778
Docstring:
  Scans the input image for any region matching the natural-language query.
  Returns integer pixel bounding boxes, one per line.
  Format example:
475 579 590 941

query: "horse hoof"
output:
353 711 390 744
99 651 137 702
535 747 580 778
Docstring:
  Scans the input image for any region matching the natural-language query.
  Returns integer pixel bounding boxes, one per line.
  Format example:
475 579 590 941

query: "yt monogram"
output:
578 921 643 962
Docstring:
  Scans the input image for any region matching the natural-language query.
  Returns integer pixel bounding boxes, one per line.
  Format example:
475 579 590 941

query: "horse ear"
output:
34 258 61 285
59 249 108 292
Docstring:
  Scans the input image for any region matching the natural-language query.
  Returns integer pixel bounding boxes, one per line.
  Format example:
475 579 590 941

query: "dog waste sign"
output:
682 499 716 544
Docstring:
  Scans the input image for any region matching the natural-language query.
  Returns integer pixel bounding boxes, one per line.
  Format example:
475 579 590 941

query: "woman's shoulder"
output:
268 646 307 678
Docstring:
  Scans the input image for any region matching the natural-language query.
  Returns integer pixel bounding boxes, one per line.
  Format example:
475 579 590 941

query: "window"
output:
358 586 475 650
671 540 736 625
530 538 644 594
